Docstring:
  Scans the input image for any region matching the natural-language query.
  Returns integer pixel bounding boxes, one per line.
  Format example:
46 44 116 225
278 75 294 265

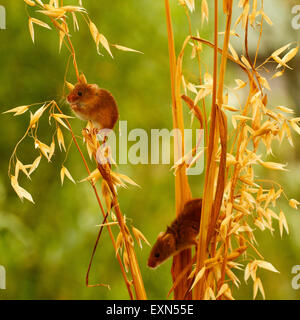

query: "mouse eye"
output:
154 253 160 258
77 91 83 97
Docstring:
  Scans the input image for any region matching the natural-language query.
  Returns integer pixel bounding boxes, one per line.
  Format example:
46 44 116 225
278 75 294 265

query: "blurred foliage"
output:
0 0 299 299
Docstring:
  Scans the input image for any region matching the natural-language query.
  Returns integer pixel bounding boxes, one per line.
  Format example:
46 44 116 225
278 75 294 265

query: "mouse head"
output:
66 75 98 105
147 230 176 269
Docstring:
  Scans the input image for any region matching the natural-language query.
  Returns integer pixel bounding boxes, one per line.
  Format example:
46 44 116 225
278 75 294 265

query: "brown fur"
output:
147 198 202 268
67 83 119 130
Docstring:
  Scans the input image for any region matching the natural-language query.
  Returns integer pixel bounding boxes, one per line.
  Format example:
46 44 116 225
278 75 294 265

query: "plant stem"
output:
97 163 147 300
54 103 134 299
164 0 193 300
194 0 219 300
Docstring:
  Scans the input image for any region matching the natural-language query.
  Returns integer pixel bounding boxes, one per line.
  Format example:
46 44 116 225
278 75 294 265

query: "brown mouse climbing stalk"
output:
148 199 202 269
67 75 119 131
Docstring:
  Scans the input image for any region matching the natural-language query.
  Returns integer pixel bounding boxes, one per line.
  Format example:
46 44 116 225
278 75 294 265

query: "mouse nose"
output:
147 259 157 269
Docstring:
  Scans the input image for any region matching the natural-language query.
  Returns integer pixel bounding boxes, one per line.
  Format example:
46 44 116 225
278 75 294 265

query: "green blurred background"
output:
0 0 299 300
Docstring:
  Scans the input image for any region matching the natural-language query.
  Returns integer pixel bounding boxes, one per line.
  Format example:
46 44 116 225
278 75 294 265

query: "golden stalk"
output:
194 0 220 300
54 103 135 299
164 0 193 300
51 1 146 299
209 0 233 252
97 163 147 300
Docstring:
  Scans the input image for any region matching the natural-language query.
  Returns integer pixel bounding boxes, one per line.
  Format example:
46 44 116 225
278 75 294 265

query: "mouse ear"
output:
157 232 165 239
79 73 87 84
166 226 174 234
65 81 74 91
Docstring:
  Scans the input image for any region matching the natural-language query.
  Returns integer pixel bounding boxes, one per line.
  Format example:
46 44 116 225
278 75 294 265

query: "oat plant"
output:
5 0 147 300
165 0 299 300
4 0 300 301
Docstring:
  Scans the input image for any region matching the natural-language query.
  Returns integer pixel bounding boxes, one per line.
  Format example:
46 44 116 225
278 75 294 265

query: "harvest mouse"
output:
67 75 119 130
148 198 202 269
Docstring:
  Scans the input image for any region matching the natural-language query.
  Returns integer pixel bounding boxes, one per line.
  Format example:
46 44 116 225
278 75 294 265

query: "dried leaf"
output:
99 34 113 58
216 283 229 298
52 114 70 130
62 5 87 13
30 105 45 127
132 226 150 248
36 9 66 19
115 173 140 187
276 106 294 114
241 55 252 69
258 76 271 91
11 176 34 203
72 12 79 31
289 198 300 209
16 160 31 179
80 168 102 184
271 43 292 59
31 17 51 30
58 22 68 52
224 288 235 300
256 260 279 273
184 0 195 12
89 20 99 44
28 18 35 43
3 105 29 116
29 155 42 175
57 127 66 151
229 43 239 61
101 180 112 211
61 166 75 185
259 160 288 171
115 232 123 256
279 210 289 237
261 11 273 25
281 46 299 65
272 69 285 79
35 139 51 160
35 0 45 6
253 277 265 299
190 266 206 291
234 79 247 90
112 44 143 54
51 113 74 119
123 251 129 273
24 0 36 6
201 0 209 25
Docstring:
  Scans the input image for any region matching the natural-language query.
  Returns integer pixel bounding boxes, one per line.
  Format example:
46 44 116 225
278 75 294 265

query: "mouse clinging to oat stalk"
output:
67 74 119 131
148 198 202 269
